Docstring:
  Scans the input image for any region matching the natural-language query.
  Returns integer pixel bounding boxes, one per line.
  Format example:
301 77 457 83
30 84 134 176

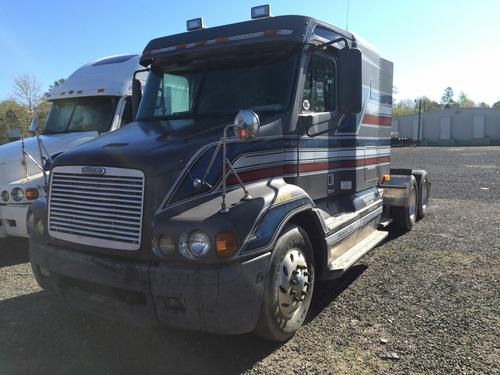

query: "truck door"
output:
296 52 337 200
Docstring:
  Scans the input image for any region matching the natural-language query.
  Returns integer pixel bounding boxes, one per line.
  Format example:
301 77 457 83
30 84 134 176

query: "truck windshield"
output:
42 96 119 134
137 47 299 122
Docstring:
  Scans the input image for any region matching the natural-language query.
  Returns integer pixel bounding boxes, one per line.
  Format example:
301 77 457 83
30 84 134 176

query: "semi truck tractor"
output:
29 7 430 341
0 54 147 239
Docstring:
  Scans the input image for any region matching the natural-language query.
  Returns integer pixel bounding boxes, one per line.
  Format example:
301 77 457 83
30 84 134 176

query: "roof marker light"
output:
251 4 271 19
187 18 205 31
96 88 105 93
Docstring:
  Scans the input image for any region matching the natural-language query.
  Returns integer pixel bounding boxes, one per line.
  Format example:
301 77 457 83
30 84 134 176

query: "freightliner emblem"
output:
81 166 106 175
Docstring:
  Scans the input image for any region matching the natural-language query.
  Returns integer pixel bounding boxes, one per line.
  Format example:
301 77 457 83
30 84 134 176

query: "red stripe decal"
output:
362 114 392 126
227 156 391 185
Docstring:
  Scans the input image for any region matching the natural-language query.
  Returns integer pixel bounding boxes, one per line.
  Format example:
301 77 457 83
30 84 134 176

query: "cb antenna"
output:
346 0 350 31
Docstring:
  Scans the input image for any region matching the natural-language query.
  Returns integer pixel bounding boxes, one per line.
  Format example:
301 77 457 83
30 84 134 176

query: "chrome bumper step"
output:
328 230 388 274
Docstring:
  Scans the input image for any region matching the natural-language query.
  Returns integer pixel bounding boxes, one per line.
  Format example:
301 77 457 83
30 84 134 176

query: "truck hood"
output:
0 131 98 187
51 121 224 177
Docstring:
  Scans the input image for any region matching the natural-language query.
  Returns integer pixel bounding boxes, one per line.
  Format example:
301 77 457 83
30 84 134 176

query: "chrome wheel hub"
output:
421 182 428 209
409 187 417 221
278 248 311 318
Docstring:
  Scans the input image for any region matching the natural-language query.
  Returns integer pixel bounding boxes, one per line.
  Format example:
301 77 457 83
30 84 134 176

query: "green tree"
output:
44 78 65 98
457 92 475 108
420 96 441 112
0 100 31 144
393 99 417 116
441 87 456 108
477 102 490 108
493 101 500 108
36 100 52 130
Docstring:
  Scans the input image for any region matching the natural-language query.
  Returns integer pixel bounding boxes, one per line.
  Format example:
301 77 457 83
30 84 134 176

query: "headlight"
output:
1 190 9 202
11 187 24 202
25 188 40 201
153 235 176 257
179 231 211 259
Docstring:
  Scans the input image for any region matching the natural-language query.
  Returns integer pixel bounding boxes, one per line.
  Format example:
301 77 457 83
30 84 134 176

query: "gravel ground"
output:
0 146 498 374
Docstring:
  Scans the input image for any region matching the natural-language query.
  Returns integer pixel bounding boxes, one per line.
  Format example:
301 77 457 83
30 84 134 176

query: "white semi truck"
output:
0 54 146 239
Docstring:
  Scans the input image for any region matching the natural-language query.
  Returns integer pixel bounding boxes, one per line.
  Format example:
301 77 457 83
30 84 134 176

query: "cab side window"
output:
303 54 336 112
120 97 133 127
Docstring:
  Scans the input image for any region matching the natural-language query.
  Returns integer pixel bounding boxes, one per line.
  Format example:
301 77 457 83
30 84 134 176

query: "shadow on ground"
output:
0 262 368 375
0 239 29 267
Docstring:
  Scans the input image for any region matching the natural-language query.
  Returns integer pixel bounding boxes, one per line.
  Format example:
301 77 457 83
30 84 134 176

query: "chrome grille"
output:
48 166 145 251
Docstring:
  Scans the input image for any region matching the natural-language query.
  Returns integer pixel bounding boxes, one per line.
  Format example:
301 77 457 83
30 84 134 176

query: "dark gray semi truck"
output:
29 6 430 341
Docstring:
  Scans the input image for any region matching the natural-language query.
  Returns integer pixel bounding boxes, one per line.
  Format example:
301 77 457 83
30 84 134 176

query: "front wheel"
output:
254 225 315 341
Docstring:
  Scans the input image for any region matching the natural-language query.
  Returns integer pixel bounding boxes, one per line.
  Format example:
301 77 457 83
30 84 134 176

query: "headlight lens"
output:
153 235 176 257
1 190 9 202
25 188 40 201
215 231 239 258
179 231 211 259
11 187 24 202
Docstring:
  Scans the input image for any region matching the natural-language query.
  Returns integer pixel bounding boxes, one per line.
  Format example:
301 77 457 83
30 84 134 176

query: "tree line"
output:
2 77 500 145
393 86 500 117
0 75 64 145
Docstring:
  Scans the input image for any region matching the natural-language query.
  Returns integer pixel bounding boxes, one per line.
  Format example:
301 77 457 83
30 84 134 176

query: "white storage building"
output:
392 108 500 146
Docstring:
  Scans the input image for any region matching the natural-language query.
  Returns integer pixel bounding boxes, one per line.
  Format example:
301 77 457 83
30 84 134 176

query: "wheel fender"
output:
381 174 417 208
240 183 321 256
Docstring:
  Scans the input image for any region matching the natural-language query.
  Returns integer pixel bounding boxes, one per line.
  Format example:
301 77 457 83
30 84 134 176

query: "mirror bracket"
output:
316 37 350 51
131 68 150 120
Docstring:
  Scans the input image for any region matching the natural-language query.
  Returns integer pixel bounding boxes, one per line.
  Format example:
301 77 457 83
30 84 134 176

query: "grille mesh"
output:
48 166 144 250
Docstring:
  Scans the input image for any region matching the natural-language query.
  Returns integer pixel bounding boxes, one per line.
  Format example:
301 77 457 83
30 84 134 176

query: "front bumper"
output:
30 240 270 334
0 204 30 239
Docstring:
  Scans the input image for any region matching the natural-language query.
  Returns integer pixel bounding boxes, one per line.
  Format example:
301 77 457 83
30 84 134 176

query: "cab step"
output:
328 230 388 274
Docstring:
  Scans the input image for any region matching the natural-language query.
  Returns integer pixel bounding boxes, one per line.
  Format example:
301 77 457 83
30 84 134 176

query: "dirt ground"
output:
0 146 498 374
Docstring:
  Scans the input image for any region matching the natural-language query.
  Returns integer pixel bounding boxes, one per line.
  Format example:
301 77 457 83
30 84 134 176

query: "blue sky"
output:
1 0 499 104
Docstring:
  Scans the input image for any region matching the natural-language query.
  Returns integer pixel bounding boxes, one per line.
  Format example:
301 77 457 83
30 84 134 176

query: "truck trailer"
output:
29 7 430 341
0 54 147 239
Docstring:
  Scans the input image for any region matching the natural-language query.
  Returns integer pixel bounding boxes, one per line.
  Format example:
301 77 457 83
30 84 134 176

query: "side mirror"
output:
131 79 142 120
28 117 39 134
7 129 22 142
233 110 260 141
337 47 362 114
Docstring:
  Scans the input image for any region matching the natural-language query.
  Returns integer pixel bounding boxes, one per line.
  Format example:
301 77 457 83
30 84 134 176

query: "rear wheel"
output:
254 225 315 342
392 176 418 231
412 169 430 220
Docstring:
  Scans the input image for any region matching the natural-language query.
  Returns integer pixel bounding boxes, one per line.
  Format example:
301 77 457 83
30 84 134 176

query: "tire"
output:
254 224 315 342
412 169 430 220
392 176 418 231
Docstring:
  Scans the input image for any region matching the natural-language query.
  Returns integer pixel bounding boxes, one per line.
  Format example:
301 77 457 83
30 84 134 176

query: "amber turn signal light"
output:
215 232 238 258
25 188 40 201
382 175 391 183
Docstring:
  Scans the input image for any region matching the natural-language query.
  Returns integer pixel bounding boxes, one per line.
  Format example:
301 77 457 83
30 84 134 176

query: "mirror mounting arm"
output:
316 37 351 51
131 68 150 120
